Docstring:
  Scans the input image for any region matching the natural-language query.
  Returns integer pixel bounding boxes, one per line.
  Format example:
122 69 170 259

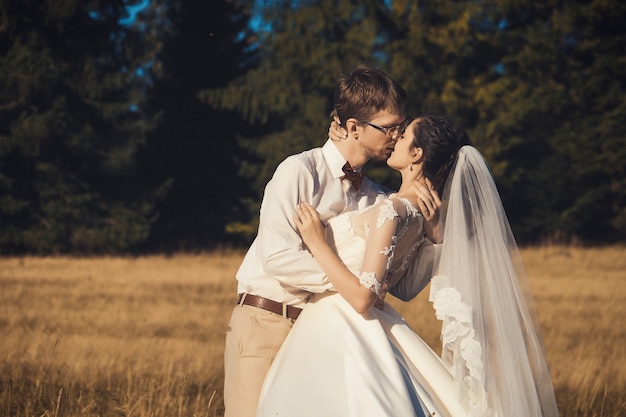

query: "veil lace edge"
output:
429 274 497 417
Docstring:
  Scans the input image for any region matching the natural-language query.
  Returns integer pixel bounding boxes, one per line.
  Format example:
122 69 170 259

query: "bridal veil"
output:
430 146 559 417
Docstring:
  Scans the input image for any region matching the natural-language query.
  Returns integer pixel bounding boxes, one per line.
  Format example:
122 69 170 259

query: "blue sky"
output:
120 0 150 26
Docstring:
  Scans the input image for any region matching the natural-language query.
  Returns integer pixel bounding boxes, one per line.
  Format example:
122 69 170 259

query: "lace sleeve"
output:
358 199 402 294
358 272 382 295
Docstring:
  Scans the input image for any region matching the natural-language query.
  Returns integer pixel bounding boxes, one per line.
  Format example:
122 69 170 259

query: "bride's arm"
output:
294 202 398 314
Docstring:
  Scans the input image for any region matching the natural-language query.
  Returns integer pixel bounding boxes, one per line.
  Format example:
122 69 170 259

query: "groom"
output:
223 66 440 417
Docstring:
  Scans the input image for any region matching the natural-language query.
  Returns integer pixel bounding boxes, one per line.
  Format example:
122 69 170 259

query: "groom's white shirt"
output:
236 139 438 308
236 139 384 307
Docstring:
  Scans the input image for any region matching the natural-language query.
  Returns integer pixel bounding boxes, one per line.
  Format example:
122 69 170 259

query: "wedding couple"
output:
224 66 559 417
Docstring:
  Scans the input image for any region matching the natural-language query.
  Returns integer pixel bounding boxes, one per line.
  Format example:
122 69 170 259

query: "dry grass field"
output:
0 246 624 417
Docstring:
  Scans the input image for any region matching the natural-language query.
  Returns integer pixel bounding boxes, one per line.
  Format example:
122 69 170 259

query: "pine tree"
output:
202 0 626 244
201 0 398 240
454 0 626 242
137 0 254 250
0 0 160 253
389 0 626 242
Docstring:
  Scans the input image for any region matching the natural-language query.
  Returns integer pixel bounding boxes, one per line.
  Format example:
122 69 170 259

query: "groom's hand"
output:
374 280 389 310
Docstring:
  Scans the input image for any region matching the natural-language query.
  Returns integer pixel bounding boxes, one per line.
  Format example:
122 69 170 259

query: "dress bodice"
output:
325 196 426 290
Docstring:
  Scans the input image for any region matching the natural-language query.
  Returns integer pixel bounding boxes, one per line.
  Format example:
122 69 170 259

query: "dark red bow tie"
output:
341 162 365 191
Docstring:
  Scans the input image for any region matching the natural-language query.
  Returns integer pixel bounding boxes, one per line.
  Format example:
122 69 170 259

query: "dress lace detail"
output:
345 195 427 303
400 197 421 218
355 198 414 296
429 274 494 417
387 234 421 276
358 271 382 295
380 235 398 270
377 199 398 228
386 197 424 277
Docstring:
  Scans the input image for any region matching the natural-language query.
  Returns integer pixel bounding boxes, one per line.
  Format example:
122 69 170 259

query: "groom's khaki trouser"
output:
224 303 295 417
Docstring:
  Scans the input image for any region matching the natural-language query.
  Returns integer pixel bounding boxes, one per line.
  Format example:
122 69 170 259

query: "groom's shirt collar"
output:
323 139 350 180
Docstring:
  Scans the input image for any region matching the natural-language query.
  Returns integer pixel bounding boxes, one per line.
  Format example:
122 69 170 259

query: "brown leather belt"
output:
238 293 302 320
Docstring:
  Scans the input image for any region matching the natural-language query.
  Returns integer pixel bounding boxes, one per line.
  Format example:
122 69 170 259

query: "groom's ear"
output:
345 118 359 137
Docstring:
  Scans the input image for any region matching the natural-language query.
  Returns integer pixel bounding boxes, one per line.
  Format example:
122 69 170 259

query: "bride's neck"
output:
396 172 425 204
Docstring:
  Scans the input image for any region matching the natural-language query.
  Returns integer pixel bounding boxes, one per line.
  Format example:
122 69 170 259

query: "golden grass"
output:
0 246 624 416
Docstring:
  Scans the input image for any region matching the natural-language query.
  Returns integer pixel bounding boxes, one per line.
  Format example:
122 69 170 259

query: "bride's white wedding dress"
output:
257 146 559 417
256 196 466 417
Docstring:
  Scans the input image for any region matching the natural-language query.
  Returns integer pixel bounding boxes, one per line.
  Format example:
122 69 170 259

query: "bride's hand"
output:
328 116 347 141
294 202 327 253
413 178 442 243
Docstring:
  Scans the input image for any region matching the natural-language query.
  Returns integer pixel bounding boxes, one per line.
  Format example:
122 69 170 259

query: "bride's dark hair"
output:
411 114 471 195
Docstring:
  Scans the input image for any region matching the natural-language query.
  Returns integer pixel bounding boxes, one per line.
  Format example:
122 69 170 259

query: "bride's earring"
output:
408 163 413 171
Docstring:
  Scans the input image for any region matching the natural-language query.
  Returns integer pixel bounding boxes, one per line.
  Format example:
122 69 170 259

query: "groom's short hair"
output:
333 66 406 127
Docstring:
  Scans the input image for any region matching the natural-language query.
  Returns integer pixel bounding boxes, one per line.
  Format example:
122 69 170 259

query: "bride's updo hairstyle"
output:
411 114 471 195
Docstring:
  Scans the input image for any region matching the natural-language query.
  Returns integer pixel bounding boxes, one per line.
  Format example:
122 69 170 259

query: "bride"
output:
255 114 559 417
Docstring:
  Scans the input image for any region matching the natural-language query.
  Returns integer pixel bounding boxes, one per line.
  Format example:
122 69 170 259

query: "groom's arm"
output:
256 156 334 292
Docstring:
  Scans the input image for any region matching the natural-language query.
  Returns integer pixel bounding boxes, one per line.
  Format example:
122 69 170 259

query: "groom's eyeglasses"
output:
364 118 409 139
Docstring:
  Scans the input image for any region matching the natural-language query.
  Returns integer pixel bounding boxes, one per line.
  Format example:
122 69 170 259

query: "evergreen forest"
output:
1 0 624 254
